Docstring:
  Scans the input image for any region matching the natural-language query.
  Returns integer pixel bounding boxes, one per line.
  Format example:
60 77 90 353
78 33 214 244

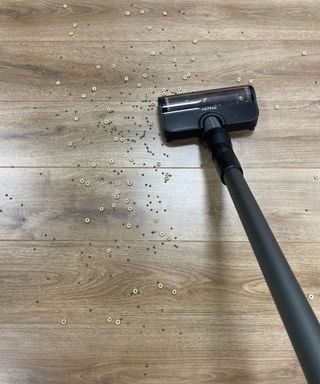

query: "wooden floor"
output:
0 1 319 383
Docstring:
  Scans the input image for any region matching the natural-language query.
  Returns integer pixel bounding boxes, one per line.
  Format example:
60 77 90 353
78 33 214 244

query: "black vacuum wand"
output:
158 85 320 383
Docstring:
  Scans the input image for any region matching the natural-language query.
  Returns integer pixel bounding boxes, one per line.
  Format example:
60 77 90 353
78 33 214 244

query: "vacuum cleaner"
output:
158 85 320 384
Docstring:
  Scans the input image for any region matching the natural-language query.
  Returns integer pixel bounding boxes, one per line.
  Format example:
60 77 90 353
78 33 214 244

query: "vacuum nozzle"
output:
158 85 259 141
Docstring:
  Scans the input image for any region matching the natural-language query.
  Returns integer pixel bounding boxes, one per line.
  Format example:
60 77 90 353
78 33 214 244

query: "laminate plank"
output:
0 100 319 168
0 42 319 102
0 168 318 242
0 0 319 41
0 240 317 383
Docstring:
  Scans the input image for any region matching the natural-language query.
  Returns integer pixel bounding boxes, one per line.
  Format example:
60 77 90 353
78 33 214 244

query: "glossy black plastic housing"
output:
158 85 259 141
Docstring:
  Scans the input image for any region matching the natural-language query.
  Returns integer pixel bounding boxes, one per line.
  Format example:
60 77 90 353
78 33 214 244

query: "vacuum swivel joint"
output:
202 115 243 184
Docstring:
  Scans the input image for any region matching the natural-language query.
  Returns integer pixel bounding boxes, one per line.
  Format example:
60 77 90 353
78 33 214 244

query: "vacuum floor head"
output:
158 85 259 141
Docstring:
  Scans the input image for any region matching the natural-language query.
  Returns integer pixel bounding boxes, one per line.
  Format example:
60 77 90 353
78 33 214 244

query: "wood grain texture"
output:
0 41 319 102
0 240 318 384
0 0 319 383
0 0 320 41
0 100 319 168
0 168 319 242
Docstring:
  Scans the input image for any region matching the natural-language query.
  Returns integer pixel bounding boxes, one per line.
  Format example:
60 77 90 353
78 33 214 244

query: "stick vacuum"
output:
158 85 320 384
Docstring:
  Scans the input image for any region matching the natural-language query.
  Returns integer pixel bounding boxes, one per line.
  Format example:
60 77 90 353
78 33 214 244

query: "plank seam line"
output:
0 240 318 244
0 39 320 42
